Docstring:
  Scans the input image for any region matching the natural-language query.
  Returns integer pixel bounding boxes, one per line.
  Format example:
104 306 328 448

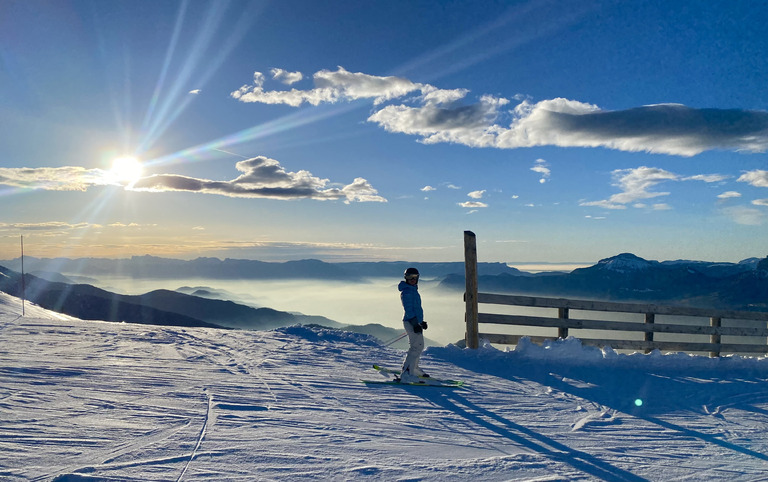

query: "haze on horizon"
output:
2 0 768 265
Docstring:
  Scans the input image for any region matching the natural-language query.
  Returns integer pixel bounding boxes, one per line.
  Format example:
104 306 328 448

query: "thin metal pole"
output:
20 235 26 317
383 332 408 347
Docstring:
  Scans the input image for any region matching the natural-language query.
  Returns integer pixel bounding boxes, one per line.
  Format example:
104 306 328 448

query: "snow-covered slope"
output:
2 300 768 480
0 291 79 321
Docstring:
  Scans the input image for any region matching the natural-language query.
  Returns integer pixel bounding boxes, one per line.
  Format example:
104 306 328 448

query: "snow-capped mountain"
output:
593 253 658 273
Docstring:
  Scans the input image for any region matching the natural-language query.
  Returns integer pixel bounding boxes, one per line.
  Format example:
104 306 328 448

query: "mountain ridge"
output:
441 252 768 311
0 256 522 280
0 267 430 348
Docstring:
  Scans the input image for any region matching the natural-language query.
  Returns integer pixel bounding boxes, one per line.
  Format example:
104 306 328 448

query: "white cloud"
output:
753 199 768 207
130 157 386 204
270 68 303 85
0 158 386 204
652 203 672 210
582 200 625 209
315 67 424 105
467 190 486 199
233 67 768 157
369 93 510 147
107 222 146 228
530 158 551 183
737 170 768 187
684 174 729 182
496 101 768 156
421 185 436 191
580 166 677 209
231 66 424 107
189 89 201 95
458 201 488 208
721 206 766 225
339 177 388 203
717 191 742 199
0 166 114 191
0 221 94 232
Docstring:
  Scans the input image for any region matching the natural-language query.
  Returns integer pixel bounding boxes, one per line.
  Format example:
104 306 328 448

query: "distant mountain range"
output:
0 256 517 281
0 265 430 348
2 253 766 340
440 253 768 312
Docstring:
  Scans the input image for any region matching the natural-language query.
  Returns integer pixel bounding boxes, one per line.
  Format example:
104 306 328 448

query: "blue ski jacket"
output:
398 280 424 326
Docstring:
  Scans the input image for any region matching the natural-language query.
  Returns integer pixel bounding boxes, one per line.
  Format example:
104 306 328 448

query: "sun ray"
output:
143 102 362 170
139 0 189 143
135 2 263 156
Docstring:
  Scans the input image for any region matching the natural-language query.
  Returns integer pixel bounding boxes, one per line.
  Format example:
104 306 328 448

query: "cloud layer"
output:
738 170 768 188
131 157 385 203
232 67 423 107
578 167 768 212
0 166 113 191
232 67 768 157
0 157 386 204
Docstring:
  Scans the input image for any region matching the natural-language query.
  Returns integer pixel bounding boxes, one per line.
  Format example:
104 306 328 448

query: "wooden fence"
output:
463 231 768 356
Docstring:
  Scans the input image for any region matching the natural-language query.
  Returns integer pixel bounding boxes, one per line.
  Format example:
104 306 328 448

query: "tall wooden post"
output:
464 231 479 349
558 308 569 339
644 312 655 354
710 317 721 357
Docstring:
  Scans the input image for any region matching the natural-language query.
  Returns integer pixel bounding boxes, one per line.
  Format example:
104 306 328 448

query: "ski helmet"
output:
404 267 420 280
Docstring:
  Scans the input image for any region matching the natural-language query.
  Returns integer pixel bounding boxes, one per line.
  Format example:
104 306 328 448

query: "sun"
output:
109 156 144 184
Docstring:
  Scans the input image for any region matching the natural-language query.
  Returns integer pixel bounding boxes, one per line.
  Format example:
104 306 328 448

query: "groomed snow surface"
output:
2 294 768 481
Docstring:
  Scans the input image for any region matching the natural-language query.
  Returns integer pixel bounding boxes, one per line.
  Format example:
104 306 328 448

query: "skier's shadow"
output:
416 388 647 482
432 359 768 468
525 366 768 464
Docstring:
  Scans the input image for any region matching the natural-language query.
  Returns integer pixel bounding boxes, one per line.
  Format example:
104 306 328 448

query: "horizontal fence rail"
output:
462 232 768 357
477 293 768 320
471 293 768 356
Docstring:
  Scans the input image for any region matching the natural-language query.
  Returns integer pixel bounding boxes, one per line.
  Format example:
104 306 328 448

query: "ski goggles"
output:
405 274 419 281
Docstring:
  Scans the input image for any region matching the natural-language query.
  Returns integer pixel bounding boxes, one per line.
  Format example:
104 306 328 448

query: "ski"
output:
371 364 464 387
361 378 463 388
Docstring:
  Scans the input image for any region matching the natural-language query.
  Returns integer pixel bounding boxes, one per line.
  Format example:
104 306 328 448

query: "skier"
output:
398 267 429 382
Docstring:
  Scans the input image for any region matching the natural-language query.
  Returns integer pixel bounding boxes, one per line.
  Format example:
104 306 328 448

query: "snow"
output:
3 295 768 480
595 253 656 273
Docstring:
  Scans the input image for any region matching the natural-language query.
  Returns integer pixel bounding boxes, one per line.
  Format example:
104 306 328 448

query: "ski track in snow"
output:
2 301 768 480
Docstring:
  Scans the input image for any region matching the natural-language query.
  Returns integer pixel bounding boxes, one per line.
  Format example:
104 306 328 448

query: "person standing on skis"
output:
398 267 429 382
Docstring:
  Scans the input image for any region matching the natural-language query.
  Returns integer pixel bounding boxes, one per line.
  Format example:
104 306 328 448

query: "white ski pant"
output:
401 320 424 375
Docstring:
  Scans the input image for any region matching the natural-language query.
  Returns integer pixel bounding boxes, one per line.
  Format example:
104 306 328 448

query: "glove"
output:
413 323 423 334
420 321 428 331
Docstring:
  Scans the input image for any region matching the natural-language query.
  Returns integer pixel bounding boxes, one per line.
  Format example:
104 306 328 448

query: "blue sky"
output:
1 0 767 264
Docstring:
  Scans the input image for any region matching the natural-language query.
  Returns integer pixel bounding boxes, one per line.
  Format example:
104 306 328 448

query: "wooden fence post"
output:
20 235 25 317
464 231 479 349
558 308 569 339
644 313 655 354
710 317 721 357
